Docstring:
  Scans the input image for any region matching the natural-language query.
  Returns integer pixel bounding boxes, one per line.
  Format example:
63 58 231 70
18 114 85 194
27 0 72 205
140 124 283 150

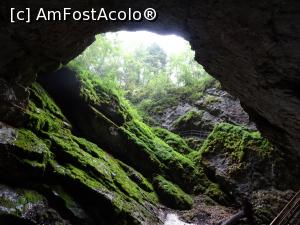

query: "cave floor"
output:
162 194 242 225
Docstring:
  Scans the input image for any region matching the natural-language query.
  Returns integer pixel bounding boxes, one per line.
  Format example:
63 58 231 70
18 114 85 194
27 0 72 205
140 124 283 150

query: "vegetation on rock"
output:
152 127 193 154
198 122 300 212
200 123 274 163
1 32 298 225
0 82 164 224
153 175 193 210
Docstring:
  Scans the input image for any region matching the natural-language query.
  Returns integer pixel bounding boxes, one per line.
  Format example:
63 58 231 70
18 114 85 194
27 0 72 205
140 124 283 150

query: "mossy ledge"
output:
153 175 193 210
37 67 221 196
0 82 161 224
0 68 246 224
198 122 300 204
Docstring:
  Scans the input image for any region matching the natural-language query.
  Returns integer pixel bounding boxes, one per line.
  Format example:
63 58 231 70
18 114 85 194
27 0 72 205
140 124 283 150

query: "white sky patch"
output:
105 30 189 55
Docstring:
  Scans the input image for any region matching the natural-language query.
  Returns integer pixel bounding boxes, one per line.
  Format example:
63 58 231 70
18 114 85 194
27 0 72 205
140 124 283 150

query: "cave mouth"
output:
63 30 256 137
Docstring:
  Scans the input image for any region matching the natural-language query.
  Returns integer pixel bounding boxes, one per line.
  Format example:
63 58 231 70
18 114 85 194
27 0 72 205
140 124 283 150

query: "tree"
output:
69 32 210 100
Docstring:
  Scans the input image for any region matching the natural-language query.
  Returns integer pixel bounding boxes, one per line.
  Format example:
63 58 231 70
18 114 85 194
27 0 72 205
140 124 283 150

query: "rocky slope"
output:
135 79 256 149
163 87 255 133
198 123 300 224
0 67 229 225
1 67 299 225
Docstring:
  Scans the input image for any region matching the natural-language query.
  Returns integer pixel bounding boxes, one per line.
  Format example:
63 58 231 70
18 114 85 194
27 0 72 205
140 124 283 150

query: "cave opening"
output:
40 30 256 148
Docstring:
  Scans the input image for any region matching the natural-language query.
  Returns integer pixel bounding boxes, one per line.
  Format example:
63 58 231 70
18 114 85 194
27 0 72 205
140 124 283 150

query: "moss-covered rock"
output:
0 123 51 180
153 127 193 154
25 83 70 133
118 161 154 193
173 110 204 131
38 68 207 194
199 123 300 203
121 119 199 193
0 184 71 225
0 81 163 224
153 176 193 210
3 68 266 225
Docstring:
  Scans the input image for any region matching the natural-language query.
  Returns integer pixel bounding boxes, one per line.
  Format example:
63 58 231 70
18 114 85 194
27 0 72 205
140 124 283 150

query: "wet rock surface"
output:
0 184 71 225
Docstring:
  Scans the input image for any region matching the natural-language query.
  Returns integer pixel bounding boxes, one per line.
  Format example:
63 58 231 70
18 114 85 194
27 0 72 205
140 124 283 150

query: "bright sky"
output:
105 31 189 55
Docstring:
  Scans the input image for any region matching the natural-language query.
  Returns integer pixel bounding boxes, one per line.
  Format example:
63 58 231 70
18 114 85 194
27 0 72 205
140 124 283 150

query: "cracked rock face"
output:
0 0 299 157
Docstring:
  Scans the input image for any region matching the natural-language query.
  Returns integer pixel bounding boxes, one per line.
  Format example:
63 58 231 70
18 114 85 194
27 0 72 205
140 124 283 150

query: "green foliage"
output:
132 75 218 124
67 32 218 124
153 175 193 209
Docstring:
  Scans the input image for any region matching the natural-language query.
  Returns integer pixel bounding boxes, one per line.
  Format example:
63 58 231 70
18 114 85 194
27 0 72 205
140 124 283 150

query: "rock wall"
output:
0 1 299 157
157 86 256 135
1 68 213 224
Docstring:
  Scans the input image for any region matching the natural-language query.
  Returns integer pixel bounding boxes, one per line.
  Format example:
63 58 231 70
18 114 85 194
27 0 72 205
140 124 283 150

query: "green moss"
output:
21 190 44 204
47 131 158 205
75 69 141 123
203 95 219 105
204 183 226 203
19 70 233 222
30 83 65 118
197 123 276 201
153 175 193 210
25 83 69 133
122 119 199 192
73 68 222 197
14 129 51 167
153 127 193 154
173 110 204 128
200 123 274 162
0 185 44 217
68 68 202 190
118 161 154 192
187 150 200 161
16 80 162 223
